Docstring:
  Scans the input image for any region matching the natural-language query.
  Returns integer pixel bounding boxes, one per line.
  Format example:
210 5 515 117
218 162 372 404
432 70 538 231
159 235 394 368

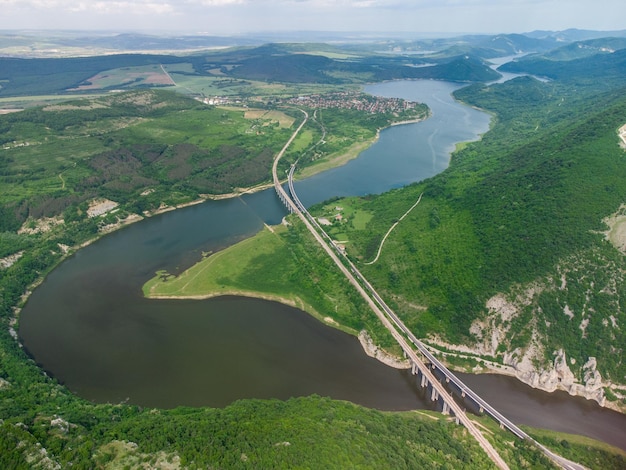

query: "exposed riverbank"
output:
144 221 408 366
424 334 626 415
149 288 360 338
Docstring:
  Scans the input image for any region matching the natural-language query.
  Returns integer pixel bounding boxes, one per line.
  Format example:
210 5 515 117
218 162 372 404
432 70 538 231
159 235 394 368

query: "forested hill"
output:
326 50 626 400
5 30 626 98
225 51 500 83
499 43 626 86
0 89 298 232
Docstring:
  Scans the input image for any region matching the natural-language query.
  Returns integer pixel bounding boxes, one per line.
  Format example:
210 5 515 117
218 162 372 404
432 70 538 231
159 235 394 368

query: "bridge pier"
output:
442 401 450 416
411 363 417 375
431 387 439 402
421 373 427 388
275 187 294 213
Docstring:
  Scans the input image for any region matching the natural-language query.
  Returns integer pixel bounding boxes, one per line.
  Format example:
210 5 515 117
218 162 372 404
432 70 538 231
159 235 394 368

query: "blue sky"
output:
0 0 624 35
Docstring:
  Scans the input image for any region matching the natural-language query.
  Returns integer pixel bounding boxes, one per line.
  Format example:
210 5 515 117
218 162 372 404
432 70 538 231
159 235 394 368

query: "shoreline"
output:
423 337 626 415
14 104 624 417
292 114 429 181
138 107 622 414
148 288 361 340
146 249 626 415
13 113 423 325
147 284 409 369
148 284 626 413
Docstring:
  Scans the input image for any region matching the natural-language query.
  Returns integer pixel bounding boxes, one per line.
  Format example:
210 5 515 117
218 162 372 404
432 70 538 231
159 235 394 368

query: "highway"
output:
274 109 586 470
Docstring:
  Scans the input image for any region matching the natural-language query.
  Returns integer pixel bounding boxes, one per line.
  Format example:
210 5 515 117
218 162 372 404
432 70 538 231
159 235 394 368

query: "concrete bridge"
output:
273 110 585 470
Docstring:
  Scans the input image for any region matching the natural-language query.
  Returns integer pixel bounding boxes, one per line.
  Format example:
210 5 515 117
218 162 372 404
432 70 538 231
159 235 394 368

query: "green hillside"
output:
311 60 626 395
499 47 626 87
538 37 626 60
0 89 299 232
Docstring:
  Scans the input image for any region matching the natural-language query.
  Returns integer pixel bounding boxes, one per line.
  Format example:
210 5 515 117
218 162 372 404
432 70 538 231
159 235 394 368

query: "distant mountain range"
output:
1 29 625 96
1 29 625 58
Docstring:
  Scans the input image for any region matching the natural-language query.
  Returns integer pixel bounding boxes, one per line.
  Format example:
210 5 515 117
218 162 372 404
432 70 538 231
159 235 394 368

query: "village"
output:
284 91 419 114
195 91 418 116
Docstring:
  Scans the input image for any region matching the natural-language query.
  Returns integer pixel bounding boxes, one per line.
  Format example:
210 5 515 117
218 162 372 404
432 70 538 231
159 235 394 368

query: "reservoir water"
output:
19 80 626 450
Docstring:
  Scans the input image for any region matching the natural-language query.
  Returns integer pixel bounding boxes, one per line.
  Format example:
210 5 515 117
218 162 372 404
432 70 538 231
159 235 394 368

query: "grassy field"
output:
243 108 296 128
165 70 358 98
317 198 374 230
144 225 294 299
0 93 108 109
143 224 358 333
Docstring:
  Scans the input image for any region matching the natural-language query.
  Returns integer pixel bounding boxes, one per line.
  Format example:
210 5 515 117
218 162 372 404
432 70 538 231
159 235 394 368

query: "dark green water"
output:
19 80 626 450
19 195 434 410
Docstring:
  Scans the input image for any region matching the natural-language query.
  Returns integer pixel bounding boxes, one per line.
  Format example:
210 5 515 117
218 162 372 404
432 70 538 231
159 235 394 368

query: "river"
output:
19 80 626 451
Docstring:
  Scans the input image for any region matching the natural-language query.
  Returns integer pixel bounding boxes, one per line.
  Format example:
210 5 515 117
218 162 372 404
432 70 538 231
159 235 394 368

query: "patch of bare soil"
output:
87 199 119 218
603 204 626 254
619 124 626 150
0 251 24 269
18 216 63 235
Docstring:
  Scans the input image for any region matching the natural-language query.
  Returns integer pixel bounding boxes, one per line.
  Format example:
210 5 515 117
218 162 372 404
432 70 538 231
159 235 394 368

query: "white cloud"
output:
71 1 174 14
188 0 246 5
0 0 59 6
1 0 175 14
1 0 625 34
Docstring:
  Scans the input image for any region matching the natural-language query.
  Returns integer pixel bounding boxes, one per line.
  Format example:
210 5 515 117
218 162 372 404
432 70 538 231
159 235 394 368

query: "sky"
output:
0 0 624 36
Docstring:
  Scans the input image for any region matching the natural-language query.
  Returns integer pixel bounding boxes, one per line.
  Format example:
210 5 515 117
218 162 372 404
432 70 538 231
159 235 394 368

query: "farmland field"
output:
69 64 177 91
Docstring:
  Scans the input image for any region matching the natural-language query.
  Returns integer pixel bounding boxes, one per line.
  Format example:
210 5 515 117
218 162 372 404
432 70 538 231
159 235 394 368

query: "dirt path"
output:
364 192 423 265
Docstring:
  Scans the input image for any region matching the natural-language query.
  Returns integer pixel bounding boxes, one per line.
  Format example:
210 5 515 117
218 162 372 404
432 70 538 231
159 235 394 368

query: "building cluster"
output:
284 92 418 114
87 199 119 218
198 96 232 106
